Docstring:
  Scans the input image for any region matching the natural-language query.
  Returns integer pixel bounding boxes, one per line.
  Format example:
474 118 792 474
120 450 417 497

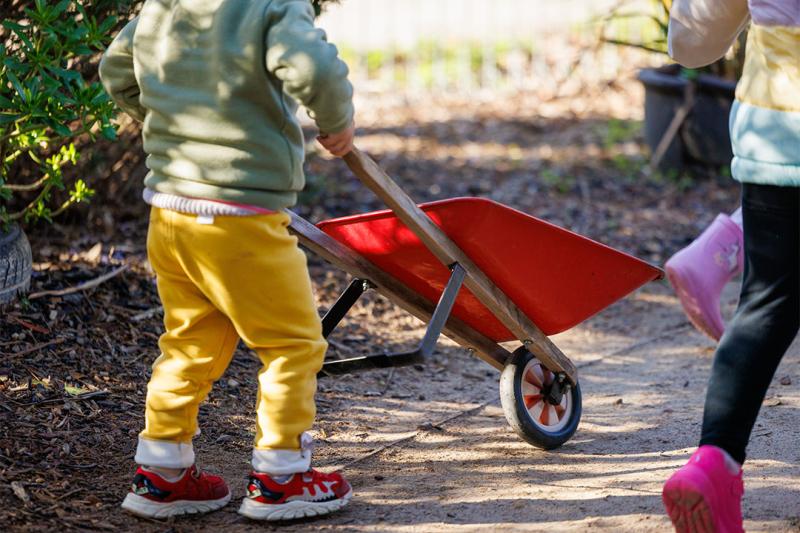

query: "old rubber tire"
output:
500 347 581 450
0 223 32 306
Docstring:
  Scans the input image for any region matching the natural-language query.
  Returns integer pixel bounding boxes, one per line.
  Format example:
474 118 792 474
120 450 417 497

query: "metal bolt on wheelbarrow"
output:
287 147 663 450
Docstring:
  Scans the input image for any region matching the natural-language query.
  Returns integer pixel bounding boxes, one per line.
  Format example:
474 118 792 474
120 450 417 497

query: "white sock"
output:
269 474 293 483
729 207 743 229
143 466 185 483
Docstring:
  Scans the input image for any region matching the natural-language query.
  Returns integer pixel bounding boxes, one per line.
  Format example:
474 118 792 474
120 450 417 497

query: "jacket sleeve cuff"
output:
314 105 355 135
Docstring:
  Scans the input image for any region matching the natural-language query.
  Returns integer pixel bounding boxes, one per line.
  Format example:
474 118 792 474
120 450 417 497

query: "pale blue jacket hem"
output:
732 157 800 187
729 100 800 187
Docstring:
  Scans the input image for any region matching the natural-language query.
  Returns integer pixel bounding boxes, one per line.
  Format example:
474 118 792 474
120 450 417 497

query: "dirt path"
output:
4 87 799 532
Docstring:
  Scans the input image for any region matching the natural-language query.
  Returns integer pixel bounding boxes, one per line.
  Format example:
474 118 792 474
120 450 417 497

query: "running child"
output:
663 0 799 531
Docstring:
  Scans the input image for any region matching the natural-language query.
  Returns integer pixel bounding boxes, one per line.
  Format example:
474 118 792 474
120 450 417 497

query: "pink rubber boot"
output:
663 445 744 533
665 214 744 341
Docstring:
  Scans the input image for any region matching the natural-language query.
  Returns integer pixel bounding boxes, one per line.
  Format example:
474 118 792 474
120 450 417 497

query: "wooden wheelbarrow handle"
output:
342 147 578 384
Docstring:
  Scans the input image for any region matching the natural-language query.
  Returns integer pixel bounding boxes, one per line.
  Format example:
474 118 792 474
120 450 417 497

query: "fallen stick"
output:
576 322 693 370
647 81 696 173
17 390 109 408
8 316 50 334
131 306 163 322
28 265 128 300
380 367 396 396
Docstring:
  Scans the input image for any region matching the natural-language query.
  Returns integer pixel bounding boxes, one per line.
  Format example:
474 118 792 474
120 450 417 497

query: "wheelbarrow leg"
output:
418 263 466 358
320 264 466 376
322 279 372 338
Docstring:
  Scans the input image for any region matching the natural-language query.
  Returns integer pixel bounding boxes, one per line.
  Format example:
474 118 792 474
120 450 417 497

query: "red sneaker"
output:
238 469 352 521
121 465 231 519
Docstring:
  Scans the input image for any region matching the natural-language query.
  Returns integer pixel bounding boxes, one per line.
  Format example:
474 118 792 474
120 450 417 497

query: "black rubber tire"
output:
0 223 32 306
499 347 582 450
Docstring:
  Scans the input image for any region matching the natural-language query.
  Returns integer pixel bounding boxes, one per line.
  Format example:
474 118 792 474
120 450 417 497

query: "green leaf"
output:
1 21 27 33
5 70 26 103
91 90 110 106
65 384 92 396
0 94 14 109
40 72 63 92
73 44 92 56
71 26 90 42
60 143 78 164
0 114 20 124
70 179 95 203
26 201 53 223
48 66 83 83
53 0 71 17
3 23 35 53
51 122 72 136
101 125 117 140
98 16 117 34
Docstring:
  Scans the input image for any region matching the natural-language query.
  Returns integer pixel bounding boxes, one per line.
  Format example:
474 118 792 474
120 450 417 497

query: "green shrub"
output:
0 0 134 225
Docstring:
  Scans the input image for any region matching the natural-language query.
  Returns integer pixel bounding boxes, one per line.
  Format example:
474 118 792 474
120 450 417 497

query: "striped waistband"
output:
142 188 275 217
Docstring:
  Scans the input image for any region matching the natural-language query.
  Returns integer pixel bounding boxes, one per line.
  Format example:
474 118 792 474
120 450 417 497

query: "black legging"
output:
699 183 800 464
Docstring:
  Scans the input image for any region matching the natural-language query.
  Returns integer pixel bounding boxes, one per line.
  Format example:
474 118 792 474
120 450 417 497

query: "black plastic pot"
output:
0 222 32 306
637 64 737 171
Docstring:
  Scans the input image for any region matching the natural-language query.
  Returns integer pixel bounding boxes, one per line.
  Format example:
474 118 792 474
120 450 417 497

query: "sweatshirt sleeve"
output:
99 17 146 122
668 0 750 68
264 0 354 134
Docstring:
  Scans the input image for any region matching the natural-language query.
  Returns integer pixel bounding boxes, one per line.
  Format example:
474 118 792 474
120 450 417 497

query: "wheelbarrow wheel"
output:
500 347 581 449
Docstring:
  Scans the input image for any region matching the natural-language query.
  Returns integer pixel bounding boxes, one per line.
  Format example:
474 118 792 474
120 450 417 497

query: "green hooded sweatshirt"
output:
99 0 354 210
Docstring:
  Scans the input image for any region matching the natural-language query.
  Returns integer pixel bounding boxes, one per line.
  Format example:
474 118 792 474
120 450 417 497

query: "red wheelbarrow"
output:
287 148 663 450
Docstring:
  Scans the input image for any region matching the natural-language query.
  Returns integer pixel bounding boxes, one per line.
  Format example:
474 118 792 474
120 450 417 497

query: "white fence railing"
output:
317 0 663 95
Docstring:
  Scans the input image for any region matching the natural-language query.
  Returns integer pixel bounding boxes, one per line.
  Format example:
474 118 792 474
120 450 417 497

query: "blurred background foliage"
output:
0 0 742 230
600 0 746 80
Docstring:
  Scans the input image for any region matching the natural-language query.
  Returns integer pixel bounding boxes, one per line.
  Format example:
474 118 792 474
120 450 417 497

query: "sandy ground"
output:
124 280 800 533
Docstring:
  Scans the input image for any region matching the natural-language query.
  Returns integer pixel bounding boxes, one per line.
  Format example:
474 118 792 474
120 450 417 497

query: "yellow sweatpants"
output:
136 208 326 472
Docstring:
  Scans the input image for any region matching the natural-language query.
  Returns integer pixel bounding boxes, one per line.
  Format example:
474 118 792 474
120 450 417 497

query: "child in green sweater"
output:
100 0 355 522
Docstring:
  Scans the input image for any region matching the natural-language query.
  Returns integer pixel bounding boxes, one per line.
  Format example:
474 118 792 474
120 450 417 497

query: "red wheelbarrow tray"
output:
317 197 663 342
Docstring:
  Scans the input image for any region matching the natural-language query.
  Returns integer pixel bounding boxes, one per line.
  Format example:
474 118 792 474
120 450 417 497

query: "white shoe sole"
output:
238 490 352 521
121 492 231 519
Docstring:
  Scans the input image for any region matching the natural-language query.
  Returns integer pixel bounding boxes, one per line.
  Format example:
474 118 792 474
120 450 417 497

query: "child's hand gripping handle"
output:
317 122 355 157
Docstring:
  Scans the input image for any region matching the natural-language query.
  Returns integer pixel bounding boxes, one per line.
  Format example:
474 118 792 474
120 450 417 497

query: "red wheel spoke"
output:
555 404 566 420
539 405 550 425
524 369 542 388
524 394 543 409
543 368 554 386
